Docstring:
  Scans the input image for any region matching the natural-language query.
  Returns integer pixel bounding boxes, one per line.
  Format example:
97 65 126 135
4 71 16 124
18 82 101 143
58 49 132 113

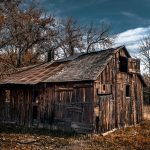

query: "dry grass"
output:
90 120 150 150
0 120 150 150
143 105 150 120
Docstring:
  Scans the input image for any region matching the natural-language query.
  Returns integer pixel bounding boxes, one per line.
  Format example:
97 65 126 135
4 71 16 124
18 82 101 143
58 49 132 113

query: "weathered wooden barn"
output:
0 46 146 133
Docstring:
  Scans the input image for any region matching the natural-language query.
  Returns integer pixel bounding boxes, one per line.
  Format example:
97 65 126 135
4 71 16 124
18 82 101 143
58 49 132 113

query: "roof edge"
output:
115 45 131 58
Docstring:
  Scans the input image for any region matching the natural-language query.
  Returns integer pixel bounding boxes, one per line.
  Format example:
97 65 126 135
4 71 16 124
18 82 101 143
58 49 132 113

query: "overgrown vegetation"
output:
0 121 150 150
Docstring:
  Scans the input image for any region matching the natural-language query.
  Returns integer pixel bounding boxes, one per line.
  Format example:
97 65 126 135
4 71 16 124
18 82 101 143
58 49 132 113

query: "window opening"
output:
103 84 105 91
119 56 128 72
126 85 130 97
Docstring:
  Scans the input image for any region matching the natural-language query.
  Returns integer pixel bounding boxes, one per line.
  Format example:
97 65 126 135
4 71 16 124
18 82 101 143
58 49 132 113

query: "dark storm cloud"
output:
39 0 150 34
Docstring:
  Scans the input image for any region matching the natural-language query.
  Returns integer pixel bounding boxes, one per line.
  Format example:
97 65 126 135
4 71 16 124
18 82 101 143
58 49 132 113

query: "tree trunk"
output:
16 51 22 68
70 45 74 56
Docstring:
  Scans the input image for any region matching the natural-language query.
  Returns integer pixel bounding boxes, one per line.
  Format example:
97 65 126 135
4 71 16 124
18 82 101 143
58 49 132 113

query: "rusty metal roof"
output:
0 47 118 85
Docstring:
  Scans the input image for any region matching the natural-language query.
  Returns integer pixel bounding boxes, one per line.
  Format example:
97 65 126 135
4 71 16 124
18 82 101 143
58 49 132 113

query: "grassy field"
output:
0 120 150 150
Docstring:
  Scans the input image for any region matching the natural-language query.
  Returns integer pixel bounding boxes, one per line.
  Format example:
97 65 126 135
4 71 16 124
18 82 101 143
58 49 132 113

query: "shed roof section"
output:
0 47 118 85
44 48 114 83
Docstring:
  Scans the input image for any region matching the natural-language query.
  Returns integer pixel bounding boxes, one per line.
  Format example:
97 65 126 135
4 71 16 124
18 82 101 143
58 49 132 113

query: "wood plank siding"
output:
0 46 145 133
93 48 144 133
0 82 94 132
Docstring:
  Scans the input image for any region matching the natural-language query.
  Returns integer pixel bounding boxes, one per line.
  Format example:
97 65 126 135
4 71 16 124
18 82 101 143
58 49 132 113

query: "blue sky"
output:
38 0 150 54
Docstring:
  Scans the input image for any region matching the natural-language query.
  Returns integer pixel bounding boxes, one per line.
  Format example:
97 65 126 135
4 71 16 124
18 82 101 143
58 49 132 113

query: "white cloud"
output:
114 26 150 55
114 26 150 73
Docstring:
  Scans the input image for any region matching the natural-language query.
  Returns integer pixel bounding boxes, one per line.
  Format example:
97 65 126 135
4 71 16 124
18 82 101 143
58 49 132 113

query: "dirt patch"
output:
0 121 150 150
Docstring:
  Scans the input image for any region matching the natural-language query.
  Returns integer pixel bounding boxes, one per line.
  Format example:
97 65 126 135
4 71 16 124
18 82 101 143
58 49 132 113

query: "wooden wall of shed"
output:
0 82 94 131
94 58 116 133
94 48 144 133
116 73 143 127
37 82 94 129
0 85 55 127
116 50 143 127
135 76 143 123
0 87 32 126
115 49 143 127
0 89 6 122
0 48 144 133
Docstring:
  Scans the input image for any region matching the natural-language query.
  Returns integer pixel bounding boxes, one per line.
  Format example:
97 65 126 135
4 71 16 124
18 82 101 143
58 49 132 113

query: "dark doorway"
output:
32 106 38 120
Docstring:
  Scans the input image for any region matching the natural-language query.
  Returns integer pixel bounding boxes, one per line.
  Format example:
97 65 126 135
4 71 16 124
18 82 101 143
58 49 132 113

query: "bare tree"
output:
84 22 114 53
139 35 150 104
59 17 83 57
139 35 150 75
58 19 114 57
39 26 62 62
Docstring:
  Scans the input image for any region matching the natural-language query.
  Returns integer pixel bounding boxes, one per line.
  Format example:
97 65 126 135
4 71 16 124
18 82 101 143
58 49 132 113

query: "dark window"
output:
119 56 128 72
103 84 105 91
126 85 130 97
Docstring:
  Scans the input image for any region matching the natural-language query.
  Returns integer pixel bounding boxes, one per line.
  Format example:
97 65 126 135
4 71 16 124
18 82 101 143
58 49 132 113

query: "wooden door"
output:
97 95 115 133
